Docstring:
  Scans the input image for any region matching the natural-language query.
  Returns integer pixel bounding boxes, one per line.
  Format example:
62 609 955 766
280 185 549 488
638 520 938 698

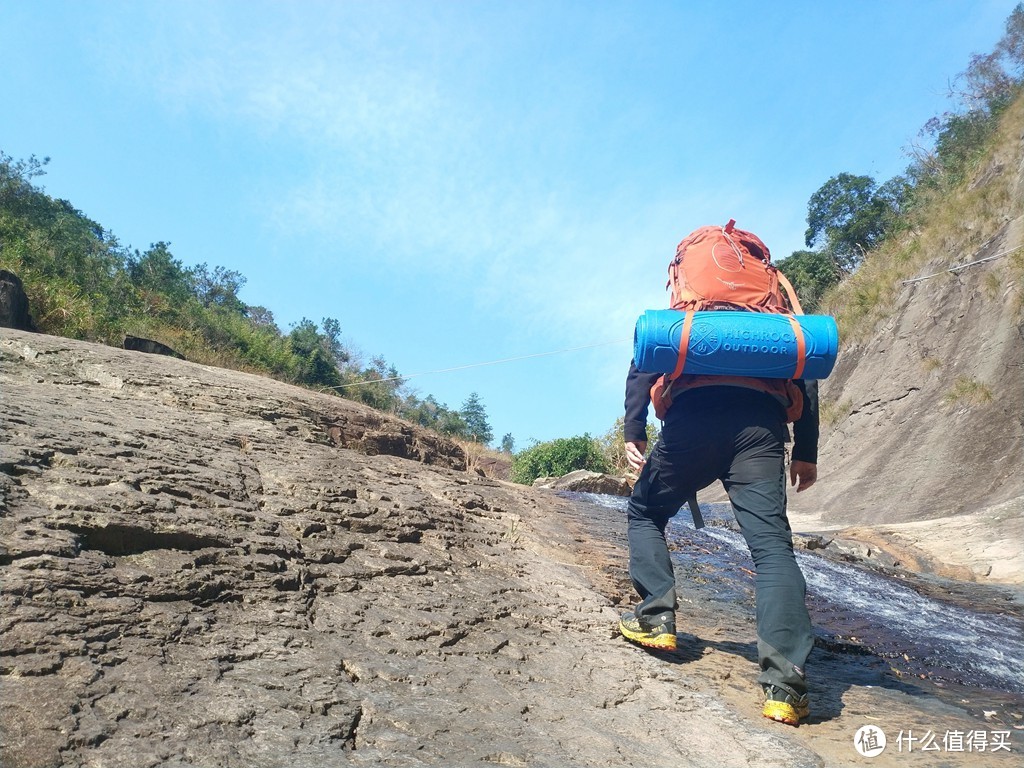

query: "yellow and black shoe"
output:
619 611 676 651
762 685 810 726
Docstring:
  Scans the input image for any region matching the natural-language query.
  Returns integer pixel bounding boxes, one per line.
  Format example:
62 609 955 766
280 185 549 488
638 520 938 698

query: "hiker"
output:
619 221 820 727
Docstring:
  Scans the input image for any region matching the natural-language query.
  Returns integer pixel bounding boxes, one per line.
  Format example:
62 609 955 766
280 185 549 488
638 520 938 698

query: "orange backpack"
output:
651 220 806 421
667 220 802 314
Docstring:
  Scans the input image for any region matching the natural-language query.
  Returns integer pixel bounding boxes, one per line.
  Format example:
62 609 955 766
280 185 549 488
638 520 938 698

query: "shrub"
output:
509 434 609 485
597 417 660 475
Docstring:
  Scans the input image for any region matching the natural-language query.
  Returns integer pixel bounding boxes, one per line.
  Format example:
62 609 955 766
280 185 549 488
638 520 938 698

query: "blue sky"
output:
2 0 1018 447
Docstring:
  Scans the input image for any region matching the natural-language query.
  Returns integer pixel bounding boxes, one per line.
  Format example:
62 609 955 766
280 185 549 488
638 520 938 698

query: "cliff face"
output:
788 98 1024 581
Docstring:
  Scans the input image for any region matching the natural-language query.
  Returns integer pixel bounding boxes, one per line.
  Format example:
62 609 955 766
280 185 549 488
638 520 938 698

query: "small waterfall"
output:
700 523 1024 694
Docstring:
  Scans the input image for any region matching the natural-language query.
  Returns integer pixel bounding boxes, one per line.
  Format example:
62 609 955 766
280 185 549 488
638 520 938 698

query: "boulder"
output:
534 470 633 496
123 335 185 359
0 270 36 331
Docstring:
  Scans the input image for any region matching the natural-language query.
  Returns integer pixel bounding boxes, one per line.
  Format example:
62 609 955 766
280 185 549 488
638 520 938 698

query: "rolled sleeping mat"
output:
634 309 838 380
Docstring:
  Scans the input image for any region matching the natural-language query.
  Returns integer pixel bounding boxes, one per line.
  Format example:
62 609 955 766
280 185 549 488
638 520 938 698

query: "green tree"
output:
288 318 343 389
346 355 402 412
439 408 469 439
191 263 247 314
460 392 493 444
499 433 515 454
247 305 278 330
598 417 659 475
510 434 609 485
804 173 902 273
127 242 193 305
909 4 1024 189
774 250 839 313
401 393 442 429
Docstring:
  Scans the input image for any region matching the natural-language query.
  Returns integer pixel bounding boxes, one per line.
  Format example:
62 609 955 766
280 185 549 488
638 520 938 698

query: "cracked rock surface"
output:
0 331 810 767
2 330 1016 767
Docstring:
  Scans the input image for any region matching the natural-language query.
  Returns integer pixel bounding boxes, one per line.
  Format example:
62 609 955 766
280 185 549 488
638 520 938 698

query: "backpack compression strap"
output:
687 494 705 530
786 315 807 379
668 308 807 380
776 270 808 379
670 311 696 379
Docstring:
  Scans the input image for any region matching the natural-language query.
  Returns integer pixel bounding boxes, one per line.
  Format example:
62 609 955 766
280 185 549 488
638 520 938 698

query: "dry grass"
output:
121 320 266 375
455 440 512 480
819 397 853 428
942 376 994 407
983 270 1004 299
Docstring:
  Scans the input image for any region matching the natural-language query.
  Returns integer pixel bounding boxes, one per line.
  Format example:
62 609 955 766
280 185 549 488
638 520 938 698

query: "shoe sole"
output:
619 621 677 651
762 700 809 726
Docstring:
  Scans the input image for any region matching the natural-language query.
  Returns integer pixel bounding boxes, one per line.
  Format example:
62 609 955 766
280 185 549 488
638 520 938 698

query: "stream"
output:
561 492 1024 718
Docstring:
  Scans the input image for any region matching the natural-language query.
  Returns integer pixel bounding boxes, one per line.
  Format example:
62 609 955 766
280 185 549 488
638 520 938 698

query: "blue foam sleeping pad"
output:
633 309 838 380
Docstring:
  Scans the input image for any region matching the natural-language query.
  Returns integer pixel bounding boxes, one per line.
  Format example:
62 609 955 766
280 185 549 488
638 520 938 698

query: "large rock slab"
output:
2 330 1013 767
0 330 815 767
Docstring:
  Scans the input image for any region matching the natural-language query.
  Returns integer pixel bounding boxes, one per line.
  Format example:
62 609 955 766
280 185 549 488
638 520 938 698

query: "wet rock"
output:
533 470 633 496
793 533 832 551
825 537 902 569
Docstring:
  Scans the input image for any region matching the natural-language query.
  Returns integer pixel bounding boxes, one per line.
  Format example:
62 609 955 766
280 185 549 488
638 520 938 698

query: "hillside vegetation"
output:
775 5 1024 319
2 5 1021 489
0 154 501 447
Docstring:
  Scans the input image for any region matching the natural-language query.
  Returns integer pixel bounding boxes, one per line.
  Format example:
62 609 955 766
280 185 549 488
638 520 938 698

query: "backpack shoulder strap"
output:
776 269 805 315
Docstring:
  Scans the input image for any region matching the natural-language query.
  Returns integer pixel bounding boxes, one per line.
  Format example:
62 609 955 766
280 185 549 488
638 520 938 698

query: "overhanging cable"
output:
901 244 1022 285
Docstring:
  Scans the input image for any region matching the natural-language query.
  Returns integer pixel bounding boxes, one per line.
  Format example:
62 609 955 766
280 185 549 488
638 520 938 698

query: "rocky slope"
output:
4 329 1020 767
788 97 1024 584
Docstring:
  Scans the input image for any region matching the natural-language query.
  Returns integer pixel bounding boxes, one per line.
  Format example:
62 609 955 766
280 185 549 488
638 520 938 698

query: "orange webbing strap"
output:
777 270 805 315
786 315 807 379
671 311 695 379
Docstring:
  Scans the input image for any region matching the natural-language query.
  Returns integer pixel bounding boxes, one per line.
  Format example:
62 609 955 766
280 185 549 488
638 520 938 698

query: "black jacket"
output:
624 362 819 464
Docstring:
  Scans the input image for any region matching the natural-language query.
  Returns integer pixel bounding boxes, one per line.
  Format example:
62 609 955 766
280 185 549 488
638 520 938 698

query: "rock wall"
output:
791 113 1024 529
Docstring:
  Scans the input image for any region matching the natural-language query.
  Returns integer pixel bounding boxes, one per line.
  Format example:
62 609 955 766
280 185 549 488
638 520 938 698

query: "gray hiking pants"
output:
626 387 813 698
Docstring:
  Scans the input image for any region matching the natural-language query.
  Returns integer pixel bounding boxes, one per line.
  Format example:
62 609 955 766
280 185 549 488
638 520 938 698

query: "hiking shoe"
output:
619 610 676 651
761 685 810 726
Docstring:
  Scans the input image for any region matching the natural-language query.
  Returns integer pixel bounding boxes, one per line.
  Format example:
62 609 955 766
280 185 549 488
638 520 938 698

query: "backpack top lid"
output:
667 219 795 313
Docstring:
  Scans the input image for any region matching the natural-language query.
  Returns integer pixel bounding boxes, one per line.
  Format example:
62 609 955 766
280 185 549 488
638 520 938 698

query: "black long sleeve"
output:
624 360 660 442
791 379 819 464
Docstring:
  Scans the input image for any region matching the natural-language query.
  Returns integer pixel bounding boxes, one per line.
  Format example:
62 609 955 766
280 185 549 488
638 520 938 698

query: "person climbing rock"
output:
619 221 821 727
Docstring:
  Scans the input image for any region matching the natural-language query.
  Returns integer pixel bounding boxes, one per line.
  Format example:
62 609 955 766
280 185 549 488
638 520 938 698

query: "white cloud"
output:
83 1 824 357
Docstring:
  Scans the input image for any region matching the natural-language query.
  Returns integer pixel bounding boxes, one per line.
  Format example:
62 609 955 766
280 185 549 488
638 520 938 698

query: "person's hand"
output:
789 460 817 492
625 440 648 473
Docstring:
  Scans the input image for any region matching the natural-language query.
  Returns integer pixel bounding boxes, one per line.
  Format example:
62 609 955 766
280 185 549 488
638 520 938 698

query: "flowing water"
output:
562 492 1024 711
